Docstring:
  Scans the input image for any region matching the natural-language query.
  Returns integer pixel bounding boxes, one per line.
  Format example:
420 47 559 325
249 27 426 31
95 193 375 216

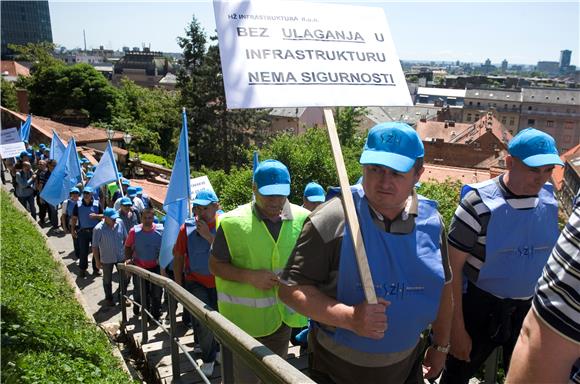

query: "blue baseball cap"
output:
508 128 564 167
82 186 93 194
117 172 123 178
120 197 133 206
86 171 94 178
254 159 291 196
80 158 90 164
192 189 219 207
360 122 424 173
70 187 80 194
135 186 143 194
39 144 46 149
121 178 130 186
127 186 137 198
20 150 29 157
304 182 326 202
103 207 119 220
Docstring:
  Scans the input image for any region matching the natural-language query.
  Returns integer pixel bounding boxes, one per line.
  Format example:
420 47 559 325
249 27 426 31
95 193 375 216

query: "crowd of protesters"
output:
2 126 578 383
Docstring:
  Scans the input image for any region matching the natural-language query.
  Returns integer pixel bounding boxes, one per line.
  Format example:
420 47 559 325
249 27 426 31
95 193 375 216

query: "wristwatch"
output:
430 342 451 354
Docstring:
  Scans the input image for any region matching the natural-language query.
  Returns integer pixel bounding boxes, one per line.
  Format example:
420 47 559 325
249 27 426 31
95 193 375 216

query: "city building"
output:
536 61 560 76
560 50 572 70
520 88 579 152
1 1 53 59
463 89 522 130
112 48 173 88
268 107 325 135
415 87 466 107
501 59 508 73
552 144 580 218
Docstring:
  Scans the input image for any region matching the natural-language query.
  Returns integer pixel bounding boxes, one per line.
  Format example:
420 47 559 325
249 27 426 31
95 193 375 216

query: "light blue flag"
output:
86 141 120 190
159 109 191 268
20 115 31 142
49 129 66 161
40 138 83 207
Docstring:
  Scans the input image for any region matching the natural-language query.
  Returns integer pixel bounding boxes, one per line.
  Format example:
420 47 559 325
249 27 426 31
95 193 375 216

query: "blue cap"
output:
127 186 137 197
121 178 130 186
508 128 564 167
91 165 97 172
192 189 219 206
117 172 123 178
304 182 326 202
70 187 80 194
254 159 291 196
120 197 132 206
39 144 46 149
103 207 119 220
82 186 93 194
135 186 143 194
360 122 424 173
20 150 29 157
86 171 94 178
80 158 89 164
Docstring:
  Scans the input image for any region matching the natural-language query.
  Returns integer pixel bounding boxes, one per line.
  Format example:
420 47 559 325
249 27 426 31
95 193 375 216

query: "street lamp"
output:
106 128 114 141
123 132 132 145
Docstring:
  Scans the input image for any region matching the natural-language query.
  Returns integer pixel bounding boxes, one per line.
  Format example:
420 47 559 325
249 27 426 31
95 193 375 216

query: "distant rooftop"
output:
417 87 466 98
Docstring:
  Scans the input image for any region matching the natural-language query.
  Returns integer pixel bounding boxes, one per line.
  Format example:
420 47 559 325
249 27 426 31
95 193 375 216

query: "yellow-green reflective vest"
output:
216 203 309 337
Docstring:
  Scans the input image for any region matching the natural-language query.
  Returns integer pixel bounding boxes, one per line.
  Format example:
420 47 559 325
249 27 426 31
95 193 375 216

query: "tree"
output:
177 16 270 171
0 78 18 110
8 42 60 70
27 63 120 122
335 106 368 146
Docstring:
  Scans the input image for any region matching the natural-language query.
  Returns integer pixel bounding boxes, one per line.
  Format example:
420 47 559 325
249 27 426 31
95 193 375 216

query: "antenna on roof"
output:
83 29 87 52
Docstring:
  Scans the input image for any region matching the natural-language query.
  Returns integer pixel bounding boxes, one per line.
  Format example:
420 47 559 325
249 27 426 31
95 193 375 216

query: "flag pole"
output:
110 140 125 198
183 107 192 219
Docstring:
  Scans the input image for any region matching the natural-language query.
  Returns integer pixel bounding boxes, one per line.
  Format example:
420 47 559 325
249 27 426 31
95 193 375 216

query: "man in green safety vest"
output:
209 159 310 384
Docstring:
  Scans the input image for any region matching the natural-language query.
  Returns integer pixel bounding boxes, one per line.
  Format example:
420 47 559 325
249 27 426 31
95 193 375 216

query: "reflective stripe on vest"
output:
334 185 445 353
133 224 164 268
216 203 310 337
185 218 214 276
78 201 100 229
463 179 559 299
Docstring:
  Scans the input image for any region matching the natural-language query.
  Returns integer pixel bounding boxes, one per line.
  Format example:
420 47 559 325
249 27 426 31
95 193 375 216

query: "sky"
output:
49 0 579 66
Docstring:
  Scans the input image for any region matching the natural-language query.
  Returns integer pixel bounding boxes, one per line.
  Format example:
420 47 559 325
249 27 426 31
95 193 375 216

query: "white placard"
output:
213 0 412 109
0 128 26 158
190 175 215 198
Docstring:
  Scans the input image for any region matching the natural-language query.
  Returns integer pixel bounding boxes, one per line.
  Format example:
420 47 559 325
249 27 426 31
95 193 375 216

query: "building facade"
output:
462 89 522 131
1 1 53 59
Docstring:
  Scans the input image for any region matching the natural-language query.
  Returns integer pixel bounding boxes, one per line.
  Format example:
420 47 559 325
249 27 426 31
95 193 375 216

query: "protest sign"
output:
214 0 411 109
0 128 26 158
190 175 215 198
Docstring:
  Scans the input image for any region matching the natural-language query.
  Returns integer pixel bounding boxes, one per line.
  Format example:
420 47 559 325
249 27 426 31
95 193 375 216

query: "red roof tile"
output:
552 143 580 190
0 61 30 77
422 164 493 184
416 120 472 142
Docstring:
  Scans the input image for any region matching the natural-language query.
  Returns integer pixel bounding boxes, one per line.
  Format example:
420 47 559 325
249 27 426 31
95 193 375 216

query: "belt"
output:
79 228 94 233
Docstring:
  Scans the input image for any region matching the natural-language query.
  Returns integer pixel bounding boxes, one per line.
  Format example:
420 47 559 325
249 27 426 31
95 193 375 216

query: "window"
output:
466 114 472 122
528 119 535 126
564 121 574 130
501 116 507 124
547 120 554 128
477 102 481 107
528 106 532 111
564 135 572 143
469 101 473 106
475 114 480 120
509 118 515 126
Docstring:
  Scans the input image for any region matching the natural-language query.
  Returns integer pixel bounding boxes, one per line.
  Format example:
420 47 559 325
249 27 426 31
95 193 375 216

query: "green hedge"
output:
0 191 132 383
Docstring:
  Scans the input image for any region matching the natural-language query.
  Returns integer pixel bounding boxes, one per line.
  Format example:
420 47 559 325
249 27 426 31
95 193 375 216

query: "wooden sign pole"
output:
323 108 377 304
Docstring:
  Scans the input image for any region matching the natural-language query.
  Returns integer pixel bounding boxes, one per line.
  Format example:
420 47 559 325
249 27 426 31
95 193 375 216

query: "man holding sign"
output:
279 123 453 384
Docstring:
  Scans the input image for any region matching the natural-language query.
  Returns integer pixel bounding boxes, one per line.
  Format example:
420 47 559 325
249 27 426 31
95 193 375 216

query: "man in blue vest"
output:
441 128 563 384
174 189 222 377
93 208 127 306
279 122 453 384
71 186 103 278
124 207 164 321
61 187 82 259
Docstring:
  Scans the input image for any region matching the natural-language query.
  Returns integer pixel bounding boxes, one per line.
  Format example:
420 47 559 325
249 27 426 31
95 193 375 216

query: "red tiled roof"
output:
2 107 124 145
0 61 30 77
422 164 493 184
451 114 512 146
416 120 472 142
552 143 580 190
128 178 168 207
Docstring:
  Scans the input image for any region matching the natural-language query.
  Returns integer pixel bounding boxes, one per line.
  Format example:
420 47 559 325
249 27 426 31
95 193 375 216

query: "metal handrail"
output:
118 264 314 384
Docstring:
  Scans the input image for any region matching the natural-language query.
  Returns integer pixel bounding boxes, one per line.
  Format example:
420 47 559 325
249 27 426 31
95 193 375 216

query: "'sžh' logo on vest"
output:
356 282 425 300
380 133 401 146
518 246 533 258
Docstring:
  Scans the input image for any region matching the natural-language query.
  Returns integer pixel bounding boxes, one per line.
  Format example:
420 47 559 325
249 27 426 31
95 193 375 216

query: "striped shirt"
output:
92 219 127 264
532 197 580 344
448 175 540 281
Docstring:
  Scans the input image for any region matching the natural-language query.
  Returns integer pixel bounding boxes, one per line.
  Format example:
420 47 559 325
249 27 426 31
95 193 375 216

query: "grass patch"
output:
1 190 132 383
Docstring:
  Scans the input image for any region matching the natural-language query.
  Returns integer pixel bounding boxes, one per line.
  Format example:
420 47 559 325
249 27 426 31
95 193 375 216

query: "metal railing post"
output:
139 275 148 343
220 344 234 384
120 268 127 328
168 293 180 379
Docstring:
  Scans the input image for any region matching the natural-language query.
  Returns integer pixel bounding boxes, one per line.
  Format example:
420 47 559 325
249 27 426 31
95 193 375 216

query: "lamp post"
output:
123 132 134 177
106 128 114 141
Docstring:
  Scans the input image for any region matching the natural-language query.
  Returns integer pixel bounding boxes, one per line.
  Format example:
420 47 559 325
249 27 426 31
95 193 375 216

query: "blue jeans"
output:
102 262 120 301
18 194 36 219
78 229 97 272
184 280 218 363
